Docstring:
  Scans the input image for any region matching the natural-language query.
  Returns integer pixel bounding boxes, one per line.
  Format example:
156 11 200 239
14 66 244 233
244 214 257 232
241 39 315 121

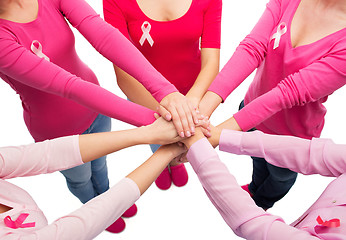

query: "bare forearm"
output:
114 65 159 110
79 127 148 163
127 145 183 194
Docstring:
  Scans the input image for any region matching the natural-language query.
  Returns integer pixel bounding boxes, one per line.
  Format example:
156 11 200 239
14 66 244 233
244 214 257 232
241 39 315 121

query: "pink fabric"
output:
208 0 346 139
0 0 177 142
0 136 140 239
187 130 346 239
103 0 221 95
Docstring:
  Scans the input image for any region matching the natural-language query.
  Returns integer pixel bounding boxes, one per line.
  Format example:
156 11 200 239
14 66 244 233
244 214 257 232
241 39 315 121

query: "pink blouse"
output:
0 0 177 142
103 0 221 95
187 130 346 239
208 0 346 139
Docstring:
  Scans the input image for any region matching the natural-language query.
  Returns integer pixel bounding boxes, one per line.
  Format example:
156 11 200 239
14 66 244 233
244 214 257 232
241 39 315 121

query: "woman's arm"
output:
186 48 220 108
61 0 197 137
219 129 346 177
5 144 184 239
182 131 319 240
0 117 180 179
199 0 283 117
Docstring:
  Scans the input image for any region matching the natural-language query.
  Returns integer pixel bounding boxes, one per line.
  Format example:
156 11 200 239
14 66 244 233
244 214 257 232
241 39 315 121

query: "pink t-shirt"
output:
103 0 221 95
0 136 140 239
208 0 346 139
0 0 177 142
187 130 346 239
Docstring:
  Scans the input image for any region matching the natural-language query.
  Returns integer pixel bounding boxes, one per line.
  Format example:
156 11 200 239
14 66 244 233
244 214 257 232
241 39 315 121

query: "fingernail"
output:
191 126 195 133
166 114 170 119
207 127 211 131
186 131 191 137
180 132 185 138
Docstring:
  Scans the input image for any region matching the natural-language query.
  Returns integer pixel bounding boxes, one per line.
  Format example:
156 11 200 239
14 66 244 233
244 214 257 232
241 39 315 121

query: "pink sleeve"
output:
4 178 140 239
219 130 346 177
207 0 282 100
103 0 131 39
233 46 346 131
187 138 319 240
201 0 222 49
58 0 177 102
0 136 82 179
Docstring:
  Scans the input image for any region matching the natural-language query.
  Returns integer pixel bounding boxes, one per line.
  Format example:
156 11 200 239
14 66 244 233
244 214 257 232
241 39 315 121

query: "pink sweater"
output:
0 0 177 142
103 0 221 95
0 136 140 239
187 130 346 239
208 0 346 139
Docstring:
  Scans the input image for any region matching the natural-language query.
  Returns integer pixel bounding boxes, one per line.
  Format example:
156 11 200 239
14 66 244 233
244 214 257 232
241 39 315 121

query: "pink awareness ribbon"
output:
270 22 287 50
316 215 340 228
30 40 50 61
4 213 36 229
139 21 154 47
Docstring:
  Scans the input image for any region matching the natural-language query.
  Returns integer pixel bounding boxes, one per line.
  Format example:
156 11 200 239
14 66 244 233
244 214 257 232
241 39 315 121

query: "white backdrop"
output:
0 0 345 239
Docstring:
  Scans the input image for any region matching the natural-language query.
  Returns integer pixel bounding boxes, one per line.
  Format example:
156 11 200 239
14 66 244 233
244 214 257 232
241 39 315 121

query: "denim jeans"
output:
239 101 298 209
61 114 111 204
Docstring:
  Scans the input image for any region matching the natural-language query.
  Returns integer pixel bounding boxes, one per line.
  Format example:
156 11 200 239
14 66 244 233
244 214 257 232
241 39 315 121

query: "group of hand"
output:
145 93 219 162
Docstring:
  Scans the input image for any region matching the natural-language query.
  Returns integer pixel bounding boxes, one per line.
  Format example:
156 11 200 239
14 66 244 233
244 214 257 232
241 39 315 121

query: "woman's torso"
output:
245 0 346 139
104 0 221 95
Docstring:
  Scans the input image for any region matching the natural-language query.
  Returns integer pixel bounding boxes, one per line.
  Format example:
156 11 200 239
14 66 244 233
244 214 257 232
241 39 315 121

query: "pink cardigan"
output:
0 0 177 141
0 136 140 239
187 130 346 239
208 0 346 139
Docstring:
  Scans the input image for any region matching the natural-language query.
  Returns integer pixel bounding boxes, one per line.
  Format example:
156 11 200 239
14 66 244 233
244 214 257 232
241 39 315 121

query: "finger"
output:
175 104 191 137
200 127 211 138
188 101 199 125
169 107 185 138
154 112 160 119
157 105 172 121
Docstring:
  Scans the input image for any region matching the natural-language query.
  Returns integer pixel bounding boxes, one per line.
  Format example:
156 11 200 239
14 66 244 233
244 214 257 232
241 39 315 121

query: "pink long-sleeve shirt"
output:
103 0 221 95
0 135 140 239
208 0 346 139
187 130 346 239
0 0 177 142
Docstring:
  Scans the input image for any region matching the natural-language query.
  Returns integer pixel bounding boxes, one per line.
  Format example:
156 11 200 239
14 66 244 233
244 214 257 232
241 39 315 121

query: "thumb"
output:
156 105 172 121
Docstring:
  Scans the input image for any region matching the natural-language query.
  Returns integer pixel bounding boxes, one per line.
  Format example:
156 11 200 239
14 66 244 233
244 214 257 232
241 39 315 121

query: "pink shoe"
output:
122 204 137 218
170 163 188 187
106 217 125 233
155 167 171 190
241 184 254 197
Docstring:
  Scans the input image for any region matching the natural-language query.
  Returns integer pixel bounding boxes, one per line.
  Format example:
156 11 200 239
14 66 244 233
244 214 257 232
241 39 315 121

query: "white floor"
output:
0 0 345 239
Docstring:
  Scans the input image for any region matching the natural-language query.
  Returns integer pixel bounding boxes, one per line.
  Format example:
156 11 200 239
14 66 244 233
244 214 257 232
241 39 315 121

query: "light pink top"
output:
208 0 346 139
0 136 140 239
187 130 346 239
0 0 177 142
103 0 221 95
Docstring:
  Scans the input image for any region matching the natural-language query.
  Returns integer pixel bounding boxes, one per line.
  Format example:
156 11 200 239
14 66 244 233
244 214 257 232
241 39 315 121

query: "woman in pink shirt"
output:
183 127 346 239
103 0 222 190
0 117 189 239
197 0 346 209
0 0 199 232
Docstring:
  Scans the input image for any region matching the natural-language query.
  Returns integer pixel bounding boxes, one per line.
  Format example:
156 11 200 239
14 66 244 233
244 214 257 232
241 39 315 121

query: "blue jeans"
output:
61 114 111 204
150 144 161 153
239 101 297 209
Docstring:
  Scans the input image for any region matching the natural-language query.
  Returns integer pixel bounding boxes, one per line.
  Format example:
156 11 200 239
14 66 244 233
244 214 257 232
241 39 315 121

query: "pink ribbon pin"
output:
270 22 287 49
139 21 154 47
316 216 340 228
4 213 36 229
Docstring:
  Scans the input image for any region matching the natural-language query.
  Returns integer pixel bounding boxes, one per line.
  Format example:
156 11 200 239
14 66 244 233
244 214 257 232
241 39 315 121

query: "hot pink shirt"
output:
187 130 346 239
0 136 140 239
0 0 177 142
103 0 221 95
208 0 346 139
